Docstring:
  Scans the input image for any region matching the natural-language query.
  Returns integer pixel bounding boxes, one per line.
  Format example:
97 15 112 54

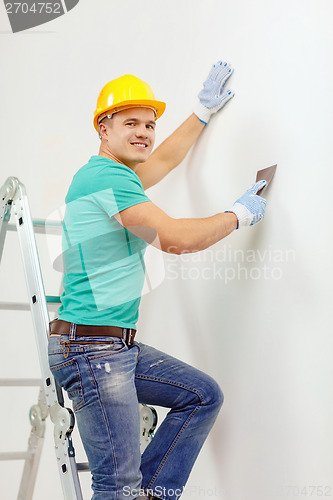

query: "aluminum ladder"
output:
0 176 157 500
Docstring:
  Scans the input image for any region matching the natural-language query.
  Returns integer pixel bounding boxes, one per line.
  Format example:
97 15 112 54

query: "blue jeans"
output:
48 334 224 500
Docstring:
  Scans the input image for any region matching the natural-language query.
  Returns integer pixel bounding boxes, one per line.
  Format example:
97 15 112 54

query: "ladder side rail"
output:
0 199 12 264
17 437 44 500
0 177 19 262
17 387 47 500
12 184 58 407
12 182 84 500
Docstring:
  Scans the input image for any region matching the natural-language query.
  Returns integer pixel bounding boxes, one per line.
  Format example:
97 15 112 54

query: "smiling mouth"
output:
130 142 148 149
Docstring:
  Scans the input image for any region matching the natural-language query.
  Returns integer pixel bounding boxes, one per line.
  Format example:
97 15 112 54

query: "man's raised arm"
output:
136 61 235 190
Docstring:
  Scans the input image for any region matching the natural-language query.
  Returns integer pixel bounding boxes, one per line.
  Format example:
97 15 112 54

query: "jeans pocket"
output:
84 337 128 360
49 357 85 411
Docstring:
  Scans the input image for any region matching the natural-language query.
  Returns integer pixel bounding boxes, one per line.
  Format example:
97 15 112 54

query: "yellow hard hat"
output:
93 74 166 131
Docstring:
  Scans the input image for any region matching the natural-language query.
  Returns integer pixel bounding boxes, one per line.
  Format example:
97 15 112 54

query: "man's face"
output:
99 107 156 169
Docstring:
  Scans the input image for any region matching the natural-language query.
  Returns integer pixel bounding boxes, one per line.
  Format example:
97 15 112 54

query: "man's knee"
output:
202 375 224 412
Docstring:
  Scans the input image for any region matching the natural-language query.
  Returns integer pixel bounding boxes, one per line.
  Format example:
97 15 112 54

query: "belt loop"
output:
49 319 57 335
122 328 134 346
63 341 70 359
129 329 134 344
69 323 77 341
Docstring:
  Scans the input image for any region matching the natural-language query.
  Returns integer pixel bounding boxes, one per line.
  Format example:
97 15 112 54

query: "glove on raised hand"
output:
194 60 235 124
228 180 267 228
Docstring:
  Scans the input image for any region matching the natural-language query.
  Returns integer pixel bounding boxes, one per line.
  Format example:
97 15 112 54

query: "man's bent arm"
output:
135 114 205 190
114 201 238 254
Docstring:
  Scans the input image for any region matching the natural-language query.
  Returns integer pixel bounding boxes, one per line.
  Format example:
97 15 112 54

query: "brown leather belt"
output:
49 319 136 345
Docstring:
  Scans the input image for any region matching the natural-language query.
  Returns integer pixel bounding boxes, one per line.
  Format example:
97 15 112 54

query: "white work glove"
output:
194 61 235 124
227 180 267 228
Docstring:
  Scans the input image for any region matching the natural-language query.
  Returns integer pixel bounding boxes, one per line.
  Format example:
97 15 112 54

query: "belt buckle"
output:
122 328 134 345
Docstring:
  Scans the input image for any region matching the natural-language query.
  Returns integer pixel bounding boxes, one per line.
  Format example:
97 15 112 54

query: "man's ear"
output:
98 122 107 140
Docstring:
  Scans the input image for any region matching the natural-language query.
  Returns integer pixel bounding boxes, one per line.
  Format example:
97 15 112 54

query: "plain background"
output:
0 0 333 499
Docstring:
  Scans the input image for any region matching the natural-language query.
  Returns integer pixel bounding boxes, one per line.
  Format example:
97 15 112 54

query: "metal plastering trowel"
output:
256 164 277 195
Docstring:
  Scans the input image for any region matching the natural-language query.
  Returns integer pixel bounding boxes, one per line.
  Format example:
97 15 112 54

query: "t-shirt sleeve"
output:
91 167 151 217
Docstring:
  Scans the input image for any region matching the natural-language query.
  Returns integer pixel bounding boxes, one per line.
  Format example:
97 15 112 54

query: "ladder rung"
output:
0 302 30 311
33 219 62 227
8 220 62 235
0 379 42 387
0 301 60 311
0 451 31 461
76 462 90 472
32 219 63 235
46 295 61 303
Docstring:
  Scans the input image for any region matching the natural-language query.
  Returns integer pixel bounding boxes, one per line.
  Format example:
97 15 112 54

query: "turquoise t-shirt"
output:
57 155 151 329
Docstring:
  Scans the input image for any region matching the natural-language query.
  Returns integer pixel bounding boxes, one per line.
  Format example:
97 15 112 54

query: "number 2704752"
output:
5 3 61 14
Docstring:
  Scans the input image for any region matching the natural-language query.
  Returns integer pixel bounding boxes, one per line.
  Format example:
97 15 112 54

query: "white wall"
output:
1 1 333 499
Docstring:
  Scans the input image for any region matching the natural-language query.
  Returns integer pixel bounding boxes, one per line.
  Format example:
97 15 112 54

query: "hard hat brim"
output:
94 99 166 131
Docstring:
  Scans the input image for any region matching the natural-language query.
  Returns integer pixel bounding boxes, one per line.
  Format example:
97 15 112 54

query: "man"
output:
48 61 267 500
